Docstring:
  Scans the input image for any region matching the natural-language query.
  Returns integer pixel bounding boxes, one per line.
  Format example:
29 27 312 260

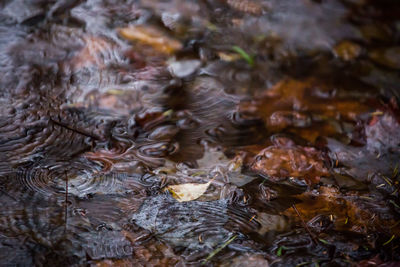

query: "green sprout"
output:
232 46 254 66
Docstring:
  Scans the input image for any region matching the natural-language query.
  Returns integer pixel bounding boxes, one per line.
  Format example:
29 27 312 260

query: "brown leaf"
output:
250 140 328 185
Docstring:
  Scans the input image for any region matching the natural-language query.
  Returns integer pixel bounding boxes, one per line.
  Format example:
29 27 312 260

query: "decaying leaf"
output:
226 0 264 15
369 47 400 70
284 186 400 236
167 180 213 202
119 25 182 54
71 36 117 69
250 139 329 185
333 40 362 61
239 78 376 142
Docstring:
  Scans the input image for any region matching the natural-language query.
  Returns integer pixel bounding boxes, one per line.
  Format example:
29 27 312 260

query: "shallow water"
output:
0 0 399 266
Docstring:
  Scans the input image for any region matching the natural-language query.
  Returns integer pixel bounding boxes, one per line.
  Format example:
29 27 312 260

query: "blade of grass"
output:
296 262 310 267
202 235 237 264
383 235 395 246
392 163 399 178
276 246 288 256
389 200 400 209
318 238 330 245
277 246 283 257
232 46 254 66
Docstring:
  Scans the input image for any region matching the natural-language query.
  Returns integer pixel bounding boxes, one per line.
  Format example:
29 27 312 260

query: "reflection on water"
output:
0 0 399 266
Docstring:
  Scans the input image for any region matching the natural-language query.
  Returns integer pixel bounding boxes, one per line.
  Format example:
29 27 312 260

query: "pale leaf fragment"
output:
167 180 213 202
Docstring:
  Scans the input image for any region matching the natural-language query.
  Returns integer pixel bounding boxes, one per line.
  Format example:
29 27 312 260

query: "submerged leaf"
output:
167 180 213 202
119 25 182 54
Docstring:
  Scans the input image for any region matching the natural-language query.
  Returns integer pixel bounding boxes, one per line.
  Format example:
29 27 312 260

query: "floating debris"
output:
166 179 213 202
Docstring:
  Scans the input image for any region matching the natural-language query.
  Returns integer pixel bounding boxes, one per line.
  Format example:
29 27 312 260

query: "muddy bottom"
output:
0 0 399 266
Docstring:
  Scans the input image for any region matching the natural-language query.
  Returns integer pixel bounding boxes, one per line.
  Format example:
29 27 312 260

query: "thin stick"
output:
292 204 317 244
0 187 17 201
64 171 68 233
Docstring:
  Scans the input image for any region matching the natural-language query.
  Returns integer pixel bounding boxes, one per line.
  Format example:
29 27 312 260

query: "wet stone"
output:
131 193 237 250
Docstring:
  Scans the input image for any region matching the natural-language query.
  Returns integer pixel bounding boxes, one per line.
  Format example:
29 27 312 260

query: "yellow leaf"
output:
167 180 213 202
119 25 182 54
107 89 125 95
